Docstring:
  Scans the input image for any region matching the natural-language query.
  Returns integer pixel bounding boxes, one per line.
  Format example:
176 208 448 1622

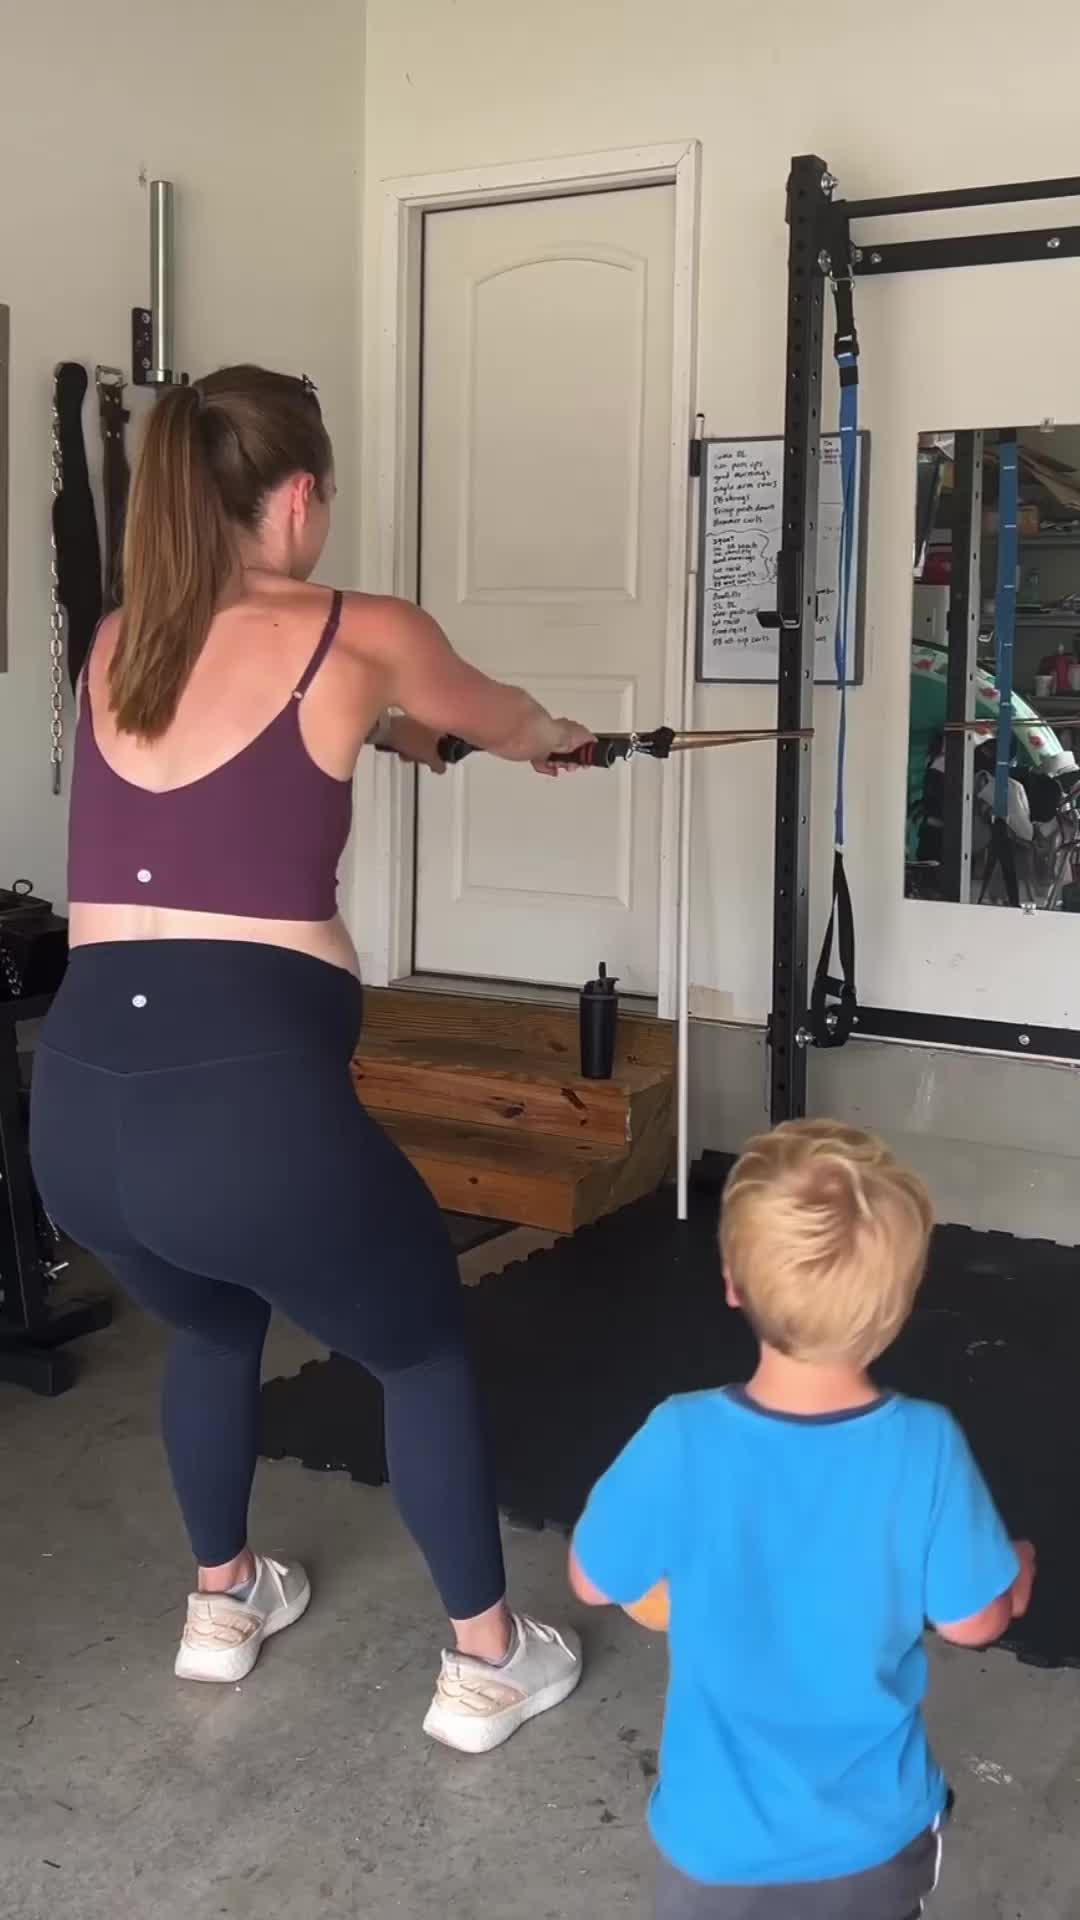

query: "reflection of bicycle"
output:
980 765 1080 910
910 752 1080 908
1040 773 1080 910
904 863 939 901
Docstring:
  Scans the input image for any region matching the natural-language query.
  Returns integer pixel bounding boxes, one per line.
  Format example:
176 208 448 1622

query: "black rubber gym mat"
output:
259 1184 1079 1669
441 1211 511 1256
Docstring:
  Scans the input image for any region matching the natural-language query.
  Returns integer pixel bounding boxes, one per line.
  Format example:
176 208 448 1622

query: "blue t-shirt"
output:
573 1388 1018 1887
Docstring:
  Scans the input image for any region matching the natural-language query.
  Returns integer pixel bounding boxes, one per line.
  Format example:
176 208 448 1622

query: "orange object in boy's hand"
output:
624 1579 670 1632
1011 1539 1037 1619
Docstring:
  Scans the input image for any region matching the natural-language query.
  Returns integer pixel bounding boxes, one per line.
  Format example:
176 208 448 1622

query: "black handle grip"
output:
436 734 475 763
436 734 623 768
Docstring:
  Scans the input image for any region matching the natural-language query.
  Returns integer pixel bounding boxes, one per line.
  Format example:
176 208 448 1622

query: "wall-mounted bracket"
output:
131 180 186 388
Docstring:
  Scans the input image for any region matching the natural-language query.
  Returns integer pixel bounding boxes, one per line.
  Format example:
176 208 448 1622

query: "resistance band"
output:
433 726 815 767
979 432 1020 906
809 267 859 1047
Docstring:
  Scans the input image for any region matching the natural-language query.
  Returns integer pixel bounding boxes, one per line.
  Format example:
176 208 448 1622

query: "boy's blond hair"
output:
719 1120 933 1368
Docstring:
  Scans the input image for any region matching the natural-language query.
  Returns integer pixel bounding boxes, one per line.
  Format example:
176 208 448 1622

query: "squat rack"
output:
769 158 1080 1122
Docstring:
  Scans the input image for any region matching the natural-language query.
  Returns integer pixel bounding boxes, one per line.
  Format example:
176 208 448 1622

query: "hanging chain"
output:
48 387 66 796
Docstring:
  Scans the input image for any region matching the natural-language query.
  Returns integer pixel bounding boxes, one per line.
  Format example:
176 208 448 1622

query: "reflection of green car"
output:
906 642 1077 858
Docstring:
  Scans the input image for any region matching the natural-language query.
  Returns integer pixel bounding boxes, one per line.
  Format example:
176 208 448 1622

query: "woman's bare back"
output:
70 574 386 973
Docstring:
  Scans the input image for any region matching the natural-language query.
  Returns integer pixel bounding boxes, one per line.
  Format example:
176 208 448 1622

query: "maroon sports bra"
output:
68 591 353 922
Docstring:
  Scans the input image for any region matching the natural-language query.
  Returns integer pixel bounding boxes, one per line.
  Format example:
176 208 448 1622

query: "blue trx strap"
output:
833 347 858 844
810 267 859 1047
980 432 1020 906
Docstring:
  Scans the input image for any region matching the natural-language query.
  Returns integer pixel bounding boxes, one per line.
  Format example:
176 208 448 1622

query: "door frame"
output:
358 140 700 1016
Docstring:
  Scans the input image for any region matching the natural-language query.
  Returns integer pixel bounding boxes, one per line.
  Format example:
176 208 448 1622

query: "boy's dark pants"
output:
656 1822 942 1920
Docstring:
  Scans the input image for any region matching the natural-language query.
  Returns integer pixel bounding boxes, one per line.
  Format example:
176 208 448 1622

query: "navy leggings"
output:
30 941 506 1620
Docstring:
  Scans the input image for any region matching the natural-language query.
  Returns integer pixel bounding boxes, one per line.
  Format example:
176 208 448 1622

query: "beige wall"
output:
1 0 364 905
356 0 1080 1026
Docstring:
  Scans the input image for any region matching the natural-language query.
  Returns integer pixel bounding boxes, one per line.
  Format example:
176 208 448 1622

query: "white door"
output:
414 186 676 994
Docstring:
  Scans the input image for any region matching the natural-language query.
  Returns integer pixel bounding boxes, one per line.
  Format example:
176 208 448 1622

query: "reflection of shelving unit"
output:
928 432 1080 902
1006 529 1076 679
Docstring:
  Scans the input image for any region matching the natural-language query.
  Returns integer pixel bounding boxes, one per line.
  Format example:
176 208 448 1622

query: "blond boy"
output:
570 1121 1034 1920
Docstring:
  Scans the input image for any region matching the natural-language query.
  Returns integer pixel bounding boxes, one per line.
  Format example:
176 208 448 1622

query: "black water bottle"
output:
579 963 619 1080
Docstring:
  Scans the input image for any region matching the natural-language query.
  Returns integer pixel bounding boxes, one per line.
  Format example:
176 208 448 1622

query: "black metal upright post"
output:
768 157 831 1123
941 431 984 902
0 1001 51 1332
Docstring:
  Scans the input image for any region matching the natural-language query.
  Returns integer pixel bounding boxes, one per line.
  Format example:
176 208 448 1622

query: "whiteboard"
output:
697 433 868 684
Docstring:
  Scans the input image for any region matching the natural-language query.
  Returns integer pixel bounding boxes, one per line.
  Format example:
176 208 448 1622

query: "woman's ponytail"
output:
105 366 332 739
107 384 234 740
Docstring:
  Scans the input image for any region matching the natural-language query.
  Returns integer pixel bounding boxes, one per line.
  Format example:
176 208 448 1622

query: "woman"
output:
30 366 592 1754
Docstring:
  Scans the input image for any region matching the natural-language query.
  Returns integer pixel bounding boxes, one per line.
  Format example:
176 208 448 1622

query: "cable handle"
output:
436 734 626 768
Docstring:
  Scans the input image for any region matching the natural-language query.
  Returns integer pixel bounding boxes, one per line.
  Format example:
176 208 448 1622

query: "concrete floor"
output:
3 1261 1080 1920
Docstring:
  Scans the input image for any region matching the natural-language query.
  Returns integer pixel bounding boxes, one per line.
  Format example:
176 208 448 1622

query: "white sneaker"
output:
422 1613 582 1753
174 1555 311 1684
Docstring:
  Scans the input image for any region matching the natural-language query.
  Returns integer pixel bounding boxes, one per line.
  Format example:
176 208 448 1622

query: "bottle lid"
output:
583 962 618 995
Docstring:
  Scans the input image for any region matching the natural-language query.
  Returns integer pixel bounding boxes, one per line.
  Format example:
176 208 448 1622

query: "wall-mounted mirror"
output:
905 422 1080 909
